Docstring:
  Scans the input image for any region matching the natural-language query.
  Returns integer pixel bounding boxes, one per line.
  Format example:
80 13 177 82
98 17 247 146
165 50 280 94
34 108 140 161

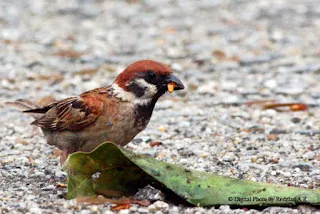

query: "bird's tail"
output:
5 99 41 111
5 99 45 119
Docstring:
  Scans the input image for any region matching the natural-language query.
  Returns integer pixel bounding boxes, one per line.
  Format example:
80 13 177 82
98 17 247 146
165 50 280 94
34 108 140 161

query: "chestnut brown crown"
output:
115 60 170 89
114 60 184 98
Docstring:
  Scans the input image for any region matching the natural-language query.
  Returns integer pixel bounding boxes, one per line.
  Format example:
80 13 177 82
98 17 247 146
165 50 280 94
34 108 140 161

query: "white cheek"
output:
111 83 153 106
112 83 136 101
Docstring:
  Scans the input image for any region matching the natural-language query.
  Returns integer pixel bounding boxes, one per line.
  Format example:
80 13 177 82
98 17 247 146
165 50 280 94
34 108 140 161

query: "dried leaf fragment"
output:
290 104 308 111
213 50 226 60
77 196 149 210
74 68 99 76
111 204 131 211
267 134 279 141
263 103 308 112
150 142 162 147
245 99 276 106
55 50 85 59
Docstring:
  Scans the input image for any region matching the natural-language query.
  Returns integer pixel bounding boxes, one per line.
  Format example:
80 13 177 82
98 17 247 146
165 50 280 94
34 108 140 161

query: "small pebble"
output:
291 117 301 123
118 210 130 214
219 205 230 211
137 208 149 213
303 151 316 160
222 154 236 162
148 201 169 212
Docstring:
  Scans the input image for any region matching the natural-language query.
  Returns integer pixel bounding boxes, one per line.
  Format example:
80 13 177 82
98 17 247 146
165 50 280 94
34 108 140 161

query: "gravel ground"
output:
1 0 320 213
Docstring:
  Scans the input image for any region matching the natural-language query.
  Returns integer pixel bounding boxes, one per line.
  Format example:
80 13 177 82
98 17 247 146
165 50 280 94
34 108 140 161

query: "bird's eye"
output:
147 70 156 80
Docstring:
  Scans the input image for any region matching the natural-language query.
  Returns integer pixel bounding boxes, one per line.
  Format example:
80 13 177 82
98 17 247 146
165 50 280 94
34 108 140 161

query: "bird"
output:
7 60 184 163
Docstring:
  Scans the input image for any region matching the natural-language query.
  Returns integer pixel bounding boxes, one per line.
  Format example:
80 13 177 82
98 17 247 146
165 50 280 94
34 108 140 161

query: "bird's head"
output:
112 60 184 105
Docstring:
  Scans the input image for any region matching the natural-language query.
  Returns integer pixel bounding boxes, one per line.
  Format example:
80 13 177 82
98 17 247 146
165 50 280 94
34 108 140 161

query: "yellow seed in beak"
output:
168 82 176 93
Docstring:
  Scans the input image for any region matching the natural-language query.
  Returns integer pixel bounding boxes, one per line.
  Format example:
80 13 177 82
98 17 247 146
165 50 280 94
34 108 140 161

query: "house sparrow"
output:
8 60 184 163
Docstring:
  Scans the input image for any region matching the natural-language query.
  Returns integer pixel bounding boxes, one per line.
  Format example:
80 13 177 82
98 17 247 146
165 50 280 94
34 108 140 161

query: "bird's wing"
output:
28 94 104 131
81 86 110 95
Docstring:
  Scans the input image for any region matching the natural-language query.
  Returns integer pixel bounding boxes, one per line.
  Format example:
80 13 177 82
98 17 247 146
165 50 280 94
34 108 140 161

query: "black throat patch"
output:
134 98 157 127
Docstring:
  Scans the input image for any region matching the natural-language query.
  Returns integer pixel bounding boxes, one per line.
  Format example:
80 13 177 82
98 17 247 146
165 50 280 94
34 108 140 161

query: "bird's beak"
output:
166 75 184 93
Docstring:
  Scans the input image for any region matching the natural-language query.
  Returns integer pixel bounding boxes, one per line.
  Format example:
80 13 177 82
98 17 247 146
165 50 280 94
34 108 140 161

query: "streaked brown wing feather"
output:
31 94 104 131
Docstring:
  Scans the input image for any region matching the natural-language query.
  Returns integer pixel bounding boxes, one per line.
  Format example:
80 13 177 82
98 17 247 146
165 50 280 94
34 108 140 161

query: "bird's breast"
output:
95 102 151 146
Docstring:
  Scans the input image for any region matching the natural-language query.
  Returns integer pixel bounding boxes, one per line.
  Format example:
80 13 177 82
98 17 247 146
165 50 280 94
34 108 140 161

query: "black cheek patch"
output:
127 82 146 97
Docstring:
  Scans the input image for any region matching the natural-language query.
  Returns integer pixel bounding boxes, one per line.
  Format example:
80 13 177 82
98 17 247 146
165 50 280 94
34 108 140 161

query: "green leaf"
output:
63 142 320 207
